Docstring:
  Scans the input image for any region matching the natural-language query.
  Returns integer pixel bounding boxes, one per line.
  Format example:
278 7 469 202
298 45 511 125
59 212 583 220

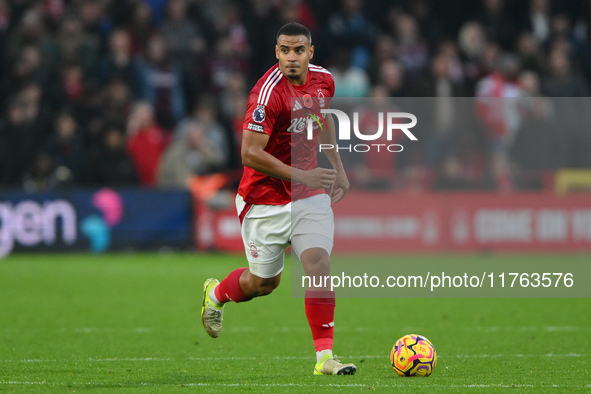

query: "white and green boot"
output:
201 278 224 338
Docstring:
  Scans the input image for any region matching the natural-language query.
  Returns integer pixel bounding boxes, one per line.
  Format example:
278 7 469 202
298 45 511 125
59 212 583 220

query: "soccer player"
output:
201 22 355 375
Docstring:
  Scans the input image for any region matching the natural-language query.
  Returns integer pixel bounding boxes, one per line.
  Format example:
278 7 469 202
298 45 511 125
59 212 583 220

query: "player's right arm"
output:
241 130 336 189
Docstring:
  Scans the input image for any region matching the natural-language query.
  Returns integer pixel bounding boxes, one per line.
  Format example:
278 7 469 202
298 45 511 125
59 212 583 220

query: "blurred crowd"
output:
1 0 591 194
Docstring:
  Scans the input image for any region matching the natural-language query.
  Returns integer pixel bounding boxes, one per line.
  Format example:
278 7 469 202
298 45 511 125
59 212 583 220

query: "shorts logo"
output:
249 242 259 258
252 105 266 123
247 123 264 132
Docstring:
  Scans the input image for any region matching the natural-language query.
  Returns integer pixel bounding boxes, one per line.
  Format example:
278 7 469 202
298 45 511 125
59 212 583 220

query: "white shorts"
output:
236 193 334 278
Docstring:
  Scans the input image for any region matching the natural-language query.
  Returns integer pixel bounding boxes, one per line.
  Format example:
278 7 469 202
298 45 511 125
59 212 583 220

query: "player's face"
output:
276 35 314 85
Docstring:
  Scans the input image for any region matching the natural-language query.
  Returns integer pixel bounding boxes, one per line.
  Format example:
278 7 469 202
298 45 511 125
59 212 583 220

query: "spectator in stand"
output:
87 124 139 187
378 59 407 97
413 52 468 97
476 0 516 51
519 69 541 97
19 80 52 138
54 63 87 116
227 93 248 165
210 2 250 58
78 0 111 38
515 31 545 74
176 95 232 170
457 21 488 93
546 14 587 66
96 28 142 98
437 40 467 85
161 0 207 109
331 47 370 97
156 120 227 189
328 0 377 69
0 138 16 187
44 108 87 184
128 1 157 55
0 0 12 69
219 72 247 124
391 13 429 80
511 94 562 185
279 0 317 34
242 0 282 81
366 35 396 86
479 41 503 77
4 8 50 68
204 35 248 93
142 0 168 26
523 0 551 44
1 44 48 110
542 48 589 97
126 101 170 187
541 49 591 168
51 11 100 75
408 0 446 53
348 85 401 190
95 77 134 129
413 53 468 168
138 33 186 131
0 98 26 186
0 93 48 185
22 151 60 192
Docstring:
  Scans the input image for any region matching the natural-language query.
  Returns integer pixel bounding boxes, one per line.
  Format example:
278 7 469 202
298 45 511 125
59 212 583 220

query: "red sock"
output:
214 267 253 303
305 290 336 352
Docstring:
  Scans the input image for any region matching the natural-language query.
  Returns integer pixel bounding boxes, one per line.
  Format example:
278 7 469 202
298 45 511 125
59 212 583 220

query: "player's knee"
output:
301 249 330 276
259 277 279 296
256 276 280 296
246 274 280 297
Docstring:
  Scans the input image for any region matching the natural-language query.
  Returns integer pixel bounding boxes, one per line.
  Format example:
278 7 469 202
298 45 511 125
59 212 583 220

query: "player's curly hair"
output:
276 22 312 44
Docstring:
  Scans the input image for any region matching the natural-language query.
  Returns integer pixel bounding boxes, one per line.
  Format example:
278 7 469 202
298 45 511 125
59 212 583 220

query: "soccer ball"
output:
390 334 437 377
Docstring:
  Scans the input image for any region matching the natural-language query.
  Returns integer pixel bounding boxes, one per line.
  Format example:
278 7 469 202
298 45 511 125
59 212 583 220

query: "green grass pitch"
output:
1 253 590 393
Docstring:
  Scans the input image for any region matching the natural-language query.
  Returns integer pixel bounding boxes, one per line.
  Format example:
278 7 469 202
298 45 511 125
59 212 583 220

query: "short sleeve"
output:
242 88 282 136
328 75 335 98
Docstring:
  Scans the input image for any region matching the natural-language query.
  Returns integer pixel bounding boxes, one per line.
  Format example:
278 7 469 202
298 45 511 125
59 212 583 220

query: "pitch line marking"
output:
3 381 588 389
1 353 587 363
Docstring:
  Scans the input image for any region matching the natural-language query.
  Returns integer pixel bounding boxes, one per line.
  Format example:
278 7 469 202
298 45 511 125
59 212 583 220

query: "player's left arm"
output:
319 113 349 204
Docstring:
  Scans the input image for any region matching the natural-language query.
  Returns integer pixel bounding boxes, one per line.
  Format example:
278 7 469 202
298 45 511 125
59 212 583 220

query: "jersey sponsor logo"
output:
287 116 309 133
247 123 264 132
292 100 303 111
252 105 266 123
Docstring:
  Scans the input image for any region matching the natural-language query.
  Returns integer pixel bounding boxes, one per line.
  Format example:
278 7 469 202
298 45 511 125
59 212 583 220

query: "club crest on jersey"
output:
317 89 326 108
252 105 266 123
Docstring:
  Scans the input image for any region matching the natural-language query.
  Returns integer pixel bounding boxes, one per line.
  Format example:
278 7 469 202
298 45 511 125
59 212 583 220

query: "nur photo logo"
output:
305 108 418 153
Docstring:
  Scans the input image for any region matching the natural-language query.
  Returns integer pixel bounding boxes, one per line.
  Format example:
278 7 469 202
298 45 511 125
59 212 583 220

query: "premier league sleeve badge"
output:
253 105 266 123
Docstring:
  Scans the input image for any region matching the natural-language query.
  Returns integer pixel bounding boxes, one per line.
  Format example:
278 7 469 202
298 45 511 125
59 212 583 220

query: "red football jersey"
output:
239 64 335 205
